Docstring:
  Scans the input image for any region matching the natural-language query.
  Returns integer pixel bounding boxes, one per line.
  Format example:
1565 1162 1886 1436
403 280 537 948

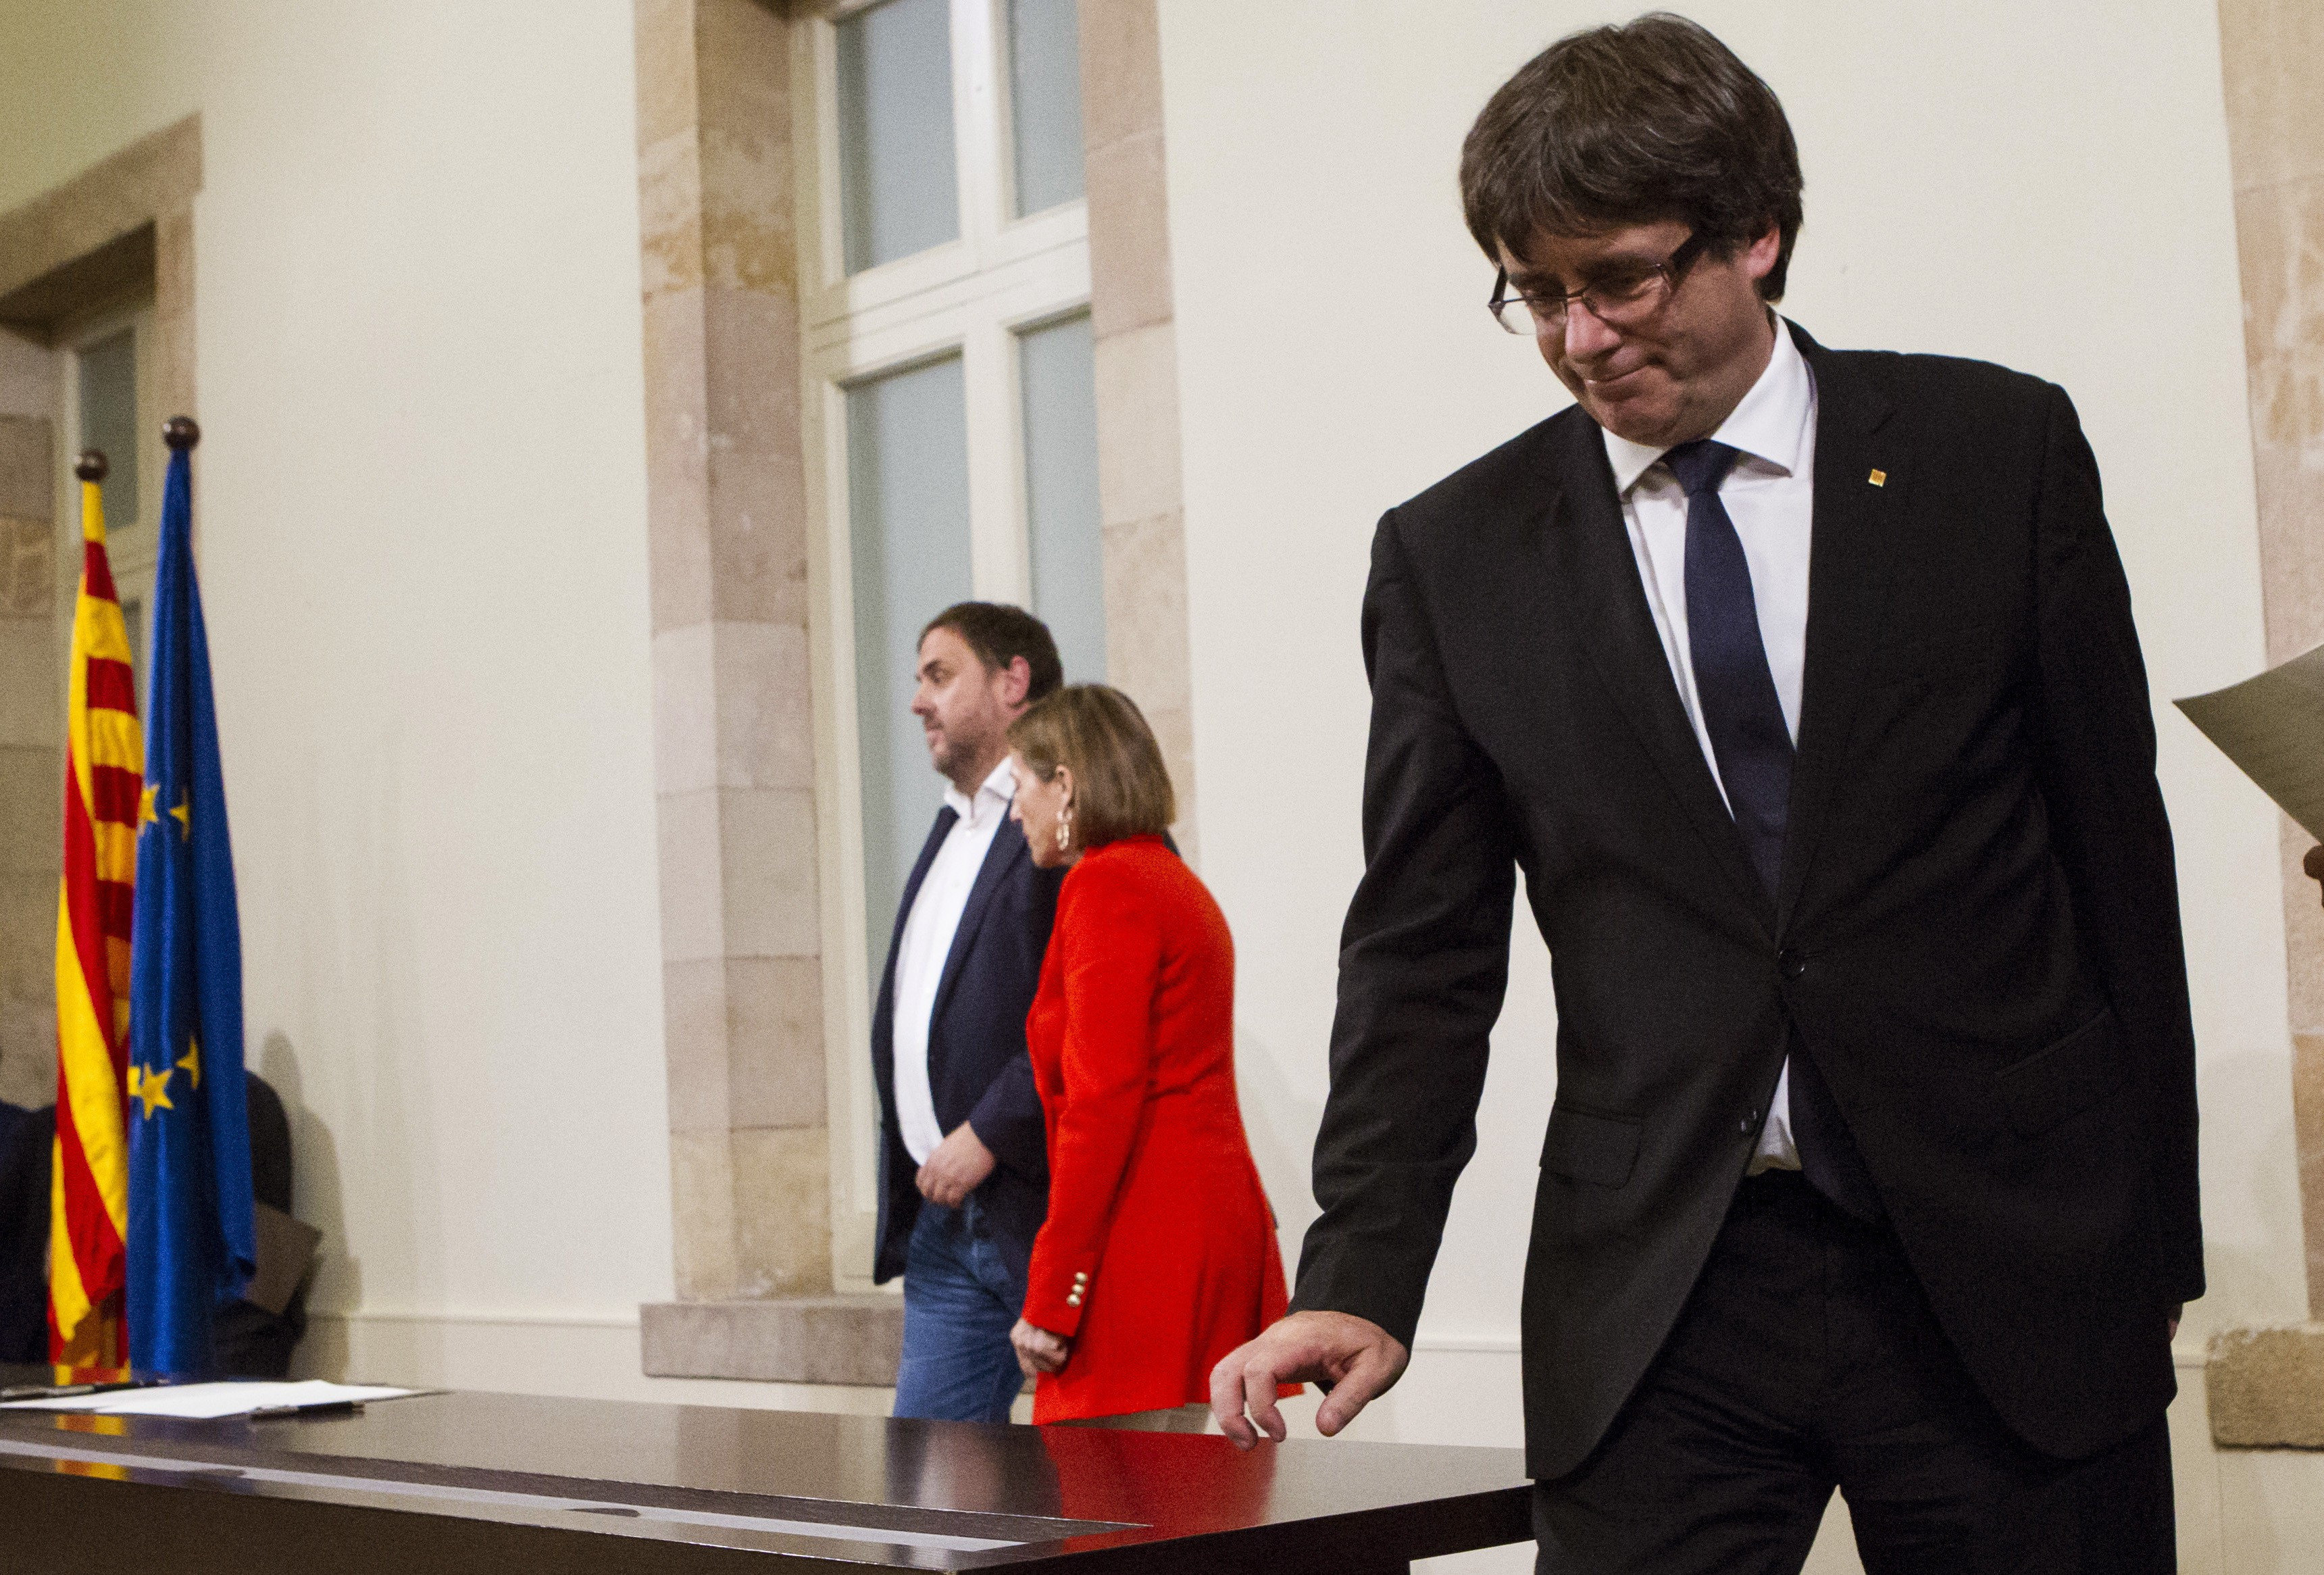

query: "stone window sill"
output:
642 1296 903 1388
2208 1324 2324 1449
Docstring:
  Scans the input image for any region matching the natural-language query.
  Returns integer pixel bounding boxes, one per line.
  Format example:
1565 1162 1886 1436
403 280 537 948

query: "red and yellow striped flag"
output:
49 466 141 1366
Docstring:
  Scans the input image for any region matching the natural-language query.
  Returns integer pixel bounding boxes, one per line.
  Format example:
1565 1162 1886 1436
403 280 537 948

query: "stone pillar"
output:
635 0 830 1302
0 368 58 1114
2218 0 2324 1316
2206 0 2324 1445
1079 0 1198 859
154 207 196 436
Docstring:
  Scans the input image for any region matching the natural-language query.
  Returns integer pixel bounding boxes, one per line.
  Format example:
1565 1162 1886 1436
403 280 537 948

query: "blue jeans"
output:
891 1199 1027 1424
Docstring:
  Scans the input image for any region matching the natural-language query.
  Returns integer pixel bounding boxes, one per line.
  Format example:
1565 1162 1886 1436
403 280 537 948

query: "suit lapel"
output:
1535 411 1772 930
877 805 958 1025
1775 326 1904 927
930 814 1028 1024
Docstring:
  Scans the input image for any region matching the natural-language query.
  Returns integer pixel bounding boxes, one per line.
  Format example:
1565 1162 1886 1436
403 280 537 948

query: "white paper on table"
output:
2176 641 2324 841
0 1380 420 1418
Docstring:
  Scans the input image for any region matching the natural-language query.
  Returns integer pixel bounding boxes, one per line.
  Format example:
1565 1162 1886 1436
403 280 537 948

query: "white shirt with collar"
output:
890 755 1017 1166
1600 313 1817 1174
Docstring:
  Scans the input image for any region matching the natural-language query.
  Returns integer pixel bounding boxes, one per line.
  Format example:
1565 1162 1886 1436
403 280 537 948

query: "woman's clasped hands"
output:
1010 1318 1071 1380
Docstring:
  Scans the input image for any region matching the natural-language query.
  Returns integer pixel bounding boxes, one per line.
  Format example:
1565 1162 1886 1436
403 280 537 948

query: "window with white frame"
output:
797 0 1103 1285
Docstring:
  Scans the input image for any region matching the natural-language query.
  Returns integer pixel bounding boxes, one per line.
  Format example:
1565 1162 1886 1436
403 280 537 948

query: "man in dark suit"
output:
874 602 1064 1422
1212 16 2199 1572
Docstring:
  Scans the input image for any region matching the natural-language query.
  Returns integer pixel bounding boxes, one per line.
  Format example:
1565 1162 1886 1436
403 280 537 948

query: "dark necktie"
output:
1664 439 1881 1222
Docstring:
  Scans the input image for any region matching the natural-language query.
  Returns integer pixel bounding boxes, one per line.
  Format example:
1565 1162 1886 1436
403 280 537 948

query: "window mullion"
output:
961 310 1029 606
953 0 1004 265
805 15 847 298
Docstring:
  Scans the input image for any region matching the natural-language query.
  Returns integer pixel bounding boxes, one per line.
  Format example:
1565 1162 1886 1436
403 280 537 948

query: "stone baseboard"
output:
641 1296 903 1388
2208 1324 2324 1448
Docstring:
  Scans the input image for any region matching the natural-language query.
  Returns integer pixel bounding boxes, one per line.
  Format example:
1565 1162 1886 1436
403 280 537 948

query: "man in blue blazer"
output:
872 602 1064 1422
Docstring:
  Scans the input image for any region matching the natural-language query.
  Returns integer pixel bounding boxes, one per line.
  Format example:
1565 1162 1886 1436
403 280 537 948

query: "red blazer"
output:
1021 836 1292 1422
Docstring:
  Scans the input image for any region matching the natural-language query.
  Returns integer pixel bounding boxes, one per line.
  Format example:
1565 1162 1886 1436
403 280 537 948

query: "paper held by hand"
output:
2176 643 2324 841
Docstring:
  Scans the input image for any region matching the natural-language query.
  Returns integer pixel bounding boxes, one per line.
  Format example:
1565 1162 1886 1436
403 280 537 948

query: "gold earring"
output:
1056 805 1073 853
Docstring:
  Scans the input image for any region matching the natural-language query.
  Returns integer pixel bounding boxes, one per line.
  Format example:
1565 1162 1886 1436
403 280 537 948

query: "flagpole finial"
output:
74 450 107 482
162 416 200 451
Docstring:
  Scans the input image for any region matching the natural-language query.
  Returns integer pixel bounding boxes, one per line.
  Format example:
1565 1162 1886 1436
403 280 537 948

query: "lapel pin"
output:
1868 469 1887 487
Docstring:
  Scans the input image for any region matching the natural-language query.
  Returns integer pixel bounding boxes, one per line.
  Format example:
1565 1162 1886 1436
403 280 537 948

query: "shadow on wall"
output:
283 722 443 1381
261 1029 355 1378
1228 1030 1484 1445
2186 1046 2312 1342
1233 1027 1325 1255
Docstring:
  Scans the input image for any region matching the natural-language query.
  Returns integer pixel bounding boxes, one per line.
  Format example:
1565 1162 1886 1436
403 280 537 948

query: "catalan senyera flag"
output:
126 436 255 1374
49 464 142 1368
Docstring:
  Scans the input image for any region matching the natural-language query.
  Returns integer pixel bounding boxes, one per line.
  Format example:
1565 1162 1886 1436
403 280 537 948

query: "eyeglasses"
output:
1488 231 1709 335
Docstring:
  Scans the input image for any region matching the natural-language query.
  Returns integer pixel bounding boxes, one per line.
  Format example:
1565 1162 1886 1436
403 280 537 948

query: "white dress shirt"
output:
890 756 1017 1165
1601 314 1817 1173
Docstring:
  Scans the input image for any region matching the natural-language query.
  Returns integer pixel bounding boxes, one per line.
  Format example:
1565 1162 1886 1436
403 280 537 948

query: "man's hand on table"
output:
1208 1309 1411 1449
916 1122 996 1207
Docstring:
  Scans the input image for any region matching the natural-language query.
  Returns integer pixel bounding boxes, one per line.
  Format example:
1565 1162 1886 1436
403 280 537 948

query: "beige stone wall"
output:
0 119 198 328
0 388 57 1114
2219 0 2324 1317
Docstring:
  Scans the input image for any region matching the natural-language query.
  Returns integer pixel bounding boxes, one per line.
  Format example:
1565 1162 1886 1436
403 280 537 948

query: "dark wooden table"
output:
0 1382 1532 1572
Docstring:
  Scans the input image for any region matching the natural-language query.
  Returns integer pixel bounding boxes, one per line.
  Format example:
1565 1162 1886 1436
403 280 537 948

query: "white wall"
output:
1156 2 2302 1570
0 0 679 1372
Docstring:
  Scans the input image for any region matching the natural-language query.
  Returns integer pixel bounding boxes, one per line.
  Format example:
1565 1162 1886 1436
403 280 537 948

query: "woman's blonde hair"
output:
1007 684 1175 851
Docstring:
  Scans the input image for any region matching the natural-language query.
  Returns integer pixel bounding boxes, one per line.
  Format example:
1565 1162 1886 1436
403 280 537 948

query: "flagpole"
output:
74 450 105 483
163 424 197 560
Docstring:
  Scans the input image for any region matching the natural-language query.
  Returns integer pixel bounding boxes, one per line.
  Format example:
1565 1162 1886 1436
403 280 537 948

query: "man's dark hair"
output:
920 602 1064 701
1459 14 1804 301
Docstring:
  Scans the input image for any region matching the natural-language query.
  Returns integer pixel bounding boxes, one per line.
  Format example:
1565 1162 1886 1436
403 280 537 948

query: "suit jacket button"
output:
1777 949 1806 981
1740 1110 1760 1136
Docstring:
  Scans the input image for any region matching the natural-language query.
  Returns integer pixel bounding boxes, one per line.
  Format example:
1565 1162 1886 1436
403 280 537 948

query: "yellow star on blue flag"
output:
126 1062 174 1118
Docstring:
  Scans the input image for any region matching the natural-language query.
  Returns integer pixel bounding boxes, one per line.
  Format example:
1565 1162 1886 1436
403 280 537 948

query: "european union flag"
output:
126 433 256 1374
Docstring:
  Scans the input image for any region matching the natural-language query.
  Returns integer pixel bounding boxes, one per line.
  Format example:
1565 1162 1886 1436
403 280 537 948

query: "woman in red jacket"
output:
1003 684 1293 1427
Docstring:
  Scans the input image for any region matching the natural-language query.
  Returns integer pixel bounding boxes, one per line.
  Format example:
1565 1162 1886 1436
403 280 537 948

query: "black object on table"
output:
0 1378 1530 1572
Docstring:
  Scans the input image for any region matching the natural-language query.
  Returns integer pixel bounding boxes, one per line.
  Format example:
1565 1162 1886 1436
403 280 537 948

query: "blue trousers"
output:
891 1199 1027 1424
